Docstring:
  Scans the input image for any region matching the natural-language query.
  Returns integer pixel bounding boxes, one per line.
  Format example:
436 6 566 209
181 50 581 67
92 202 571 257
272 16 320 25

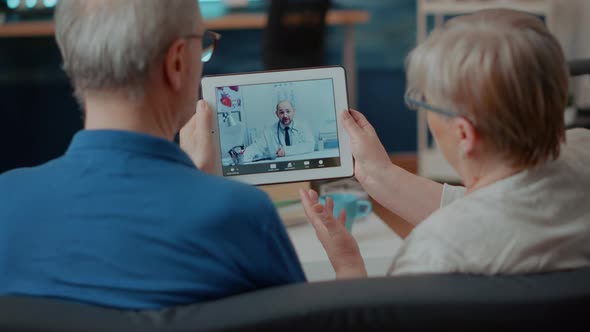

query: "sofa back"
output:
1 268 589 331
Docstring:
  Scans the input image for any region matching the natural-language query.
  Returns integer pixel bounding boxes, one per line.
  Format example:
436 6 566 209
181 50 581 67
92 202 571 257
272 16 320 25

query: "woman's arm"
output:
342 110 443 225
300 111 450 279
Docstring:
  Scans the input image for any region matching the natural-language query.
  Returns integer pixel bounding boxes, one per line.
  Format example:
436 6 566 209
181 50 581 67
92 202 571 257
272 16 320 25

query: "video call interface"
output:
216 79 342 177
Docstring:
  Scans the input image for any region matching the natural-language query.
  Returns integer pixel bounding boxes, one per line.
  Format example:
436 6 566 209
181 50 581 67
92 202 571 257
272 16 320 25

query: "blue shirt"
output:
0 130 306 309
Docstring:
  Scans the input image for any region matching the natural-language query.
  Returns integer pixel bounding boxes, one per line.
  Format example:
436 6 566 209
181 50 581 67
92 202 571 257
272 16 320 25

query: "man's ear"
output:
163 39 187 92
454 117 477 157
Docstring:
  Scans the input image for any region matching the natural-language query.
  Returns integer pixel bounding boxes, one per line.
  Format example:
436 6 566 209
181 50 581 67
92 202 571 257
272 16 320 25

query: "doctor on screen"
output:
254 100 316 158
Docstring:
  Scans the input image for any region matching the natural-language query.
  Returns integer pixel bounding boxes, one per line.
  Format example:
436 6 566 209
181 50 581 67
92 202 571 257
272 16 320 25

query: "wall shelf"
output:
0 10 369 37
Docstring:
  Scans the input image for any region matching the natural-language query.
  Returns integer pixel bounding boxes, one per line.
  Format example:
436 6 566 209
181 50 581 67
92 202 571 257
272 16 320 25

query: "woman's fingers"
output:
299 189 326 230
299 189 344 234
308 189 319 203
326 196 334 215
349 109 378 136
298 190 367 279
314 202 341 233
299 189 316 221
337 208 347 228
341 110 366 138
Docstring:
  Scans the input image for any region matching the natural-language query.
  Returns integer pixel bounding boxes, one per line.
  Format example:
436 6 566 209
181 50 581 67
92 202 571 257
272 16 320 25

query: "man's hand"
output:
180 100 216 174
299 188 367 279
342 110 392 185
276 147 286 157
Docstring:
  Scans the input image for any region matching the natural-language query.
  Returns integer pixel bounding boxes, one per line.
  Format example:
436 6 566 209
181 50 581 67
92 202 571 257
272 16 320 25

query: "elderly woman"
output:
300 9 590 279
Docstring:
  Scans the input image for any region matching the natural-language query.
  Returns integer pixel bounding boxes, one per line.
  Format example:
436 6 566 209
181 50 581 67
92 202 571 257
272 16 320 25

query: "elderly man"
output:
0 0 305 309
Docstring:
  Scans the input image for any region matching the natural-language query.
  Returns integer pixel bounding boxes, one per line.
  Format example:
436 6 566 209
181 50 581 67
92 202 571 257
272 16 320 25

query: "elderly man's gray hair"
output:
55 0 200 102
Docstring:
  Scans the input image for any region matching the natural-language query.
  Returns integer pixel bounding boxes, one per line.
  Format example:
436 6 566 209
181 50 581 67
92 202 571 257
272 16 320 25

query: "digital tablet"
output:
201 66 353 186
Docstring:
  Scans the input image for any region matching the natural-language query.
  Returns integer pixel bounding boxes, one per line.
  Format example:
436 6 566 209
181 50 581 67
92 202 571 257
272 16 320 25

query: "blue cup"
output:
319 193 372 232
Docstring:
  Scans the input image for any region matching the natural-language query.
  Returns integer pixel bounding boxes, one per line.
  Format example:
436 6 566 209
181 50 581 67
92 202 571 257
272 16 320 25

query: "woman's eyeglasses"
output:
404 89 458 118
183 30 222 63
404 89 477 125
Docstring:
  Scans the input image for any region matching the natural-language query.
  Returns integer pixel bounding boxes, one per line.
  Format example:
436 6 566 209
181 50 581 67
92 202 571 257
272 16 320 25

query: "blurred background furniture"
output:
551 0 590 111
263 0 330 71
567 58 590 129
0 6 367 104
1 267 589 331
0 2 369 174
569 58 590 77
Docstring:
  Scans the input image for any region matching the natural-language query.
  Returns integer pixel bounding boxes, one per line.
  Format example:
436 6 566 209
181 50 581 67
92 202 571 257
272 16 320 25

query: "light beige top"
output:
389 129 590 275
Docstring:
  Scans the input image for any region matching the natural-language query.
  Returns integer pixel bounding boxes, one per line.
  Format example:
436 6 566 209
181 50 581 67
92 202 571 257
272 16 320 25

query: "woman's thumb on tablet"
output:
342 110 362 135
197 100 209 112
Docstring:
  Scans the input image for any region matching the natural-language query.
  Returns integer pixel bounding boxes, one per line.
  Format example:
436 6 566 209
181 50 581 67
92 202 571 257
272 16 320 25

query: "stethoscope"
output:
276 121 299 146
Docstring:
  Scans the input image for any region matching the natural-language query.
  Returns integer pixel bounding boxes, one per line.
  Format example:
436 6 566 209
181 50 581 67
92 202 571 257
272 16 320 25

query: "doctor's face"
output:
276 101 296 126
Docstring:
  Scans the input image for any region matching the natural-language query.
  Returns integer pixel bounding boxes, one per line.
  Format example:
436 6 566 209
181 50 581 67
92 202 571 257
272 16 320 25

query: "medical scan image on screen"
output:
216 79 341 176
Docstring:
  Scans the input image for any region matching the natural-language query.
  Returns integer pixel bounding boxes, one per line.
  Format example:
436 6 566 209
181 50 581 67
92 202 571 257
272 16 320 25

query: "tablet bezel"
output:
201 66 353 186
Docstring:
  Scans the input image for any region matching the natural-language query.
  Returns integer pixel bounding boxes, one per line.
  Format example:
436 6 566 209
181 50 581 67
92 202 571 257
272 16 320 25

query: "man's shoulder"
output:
0 159 61 188
0 159 69 214
0 167 29 182
0 168 27 195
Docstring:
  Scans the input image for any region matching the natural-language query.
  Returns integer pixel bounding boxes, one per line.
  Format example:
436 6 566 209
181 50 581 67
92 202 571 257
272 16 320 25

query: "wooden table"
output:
0 9 370 107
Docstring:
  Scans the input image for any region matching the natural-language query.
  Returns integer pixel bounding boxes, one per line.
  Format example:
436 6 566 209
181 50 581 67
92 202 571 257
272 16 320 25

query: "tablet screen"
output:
215 78 341 177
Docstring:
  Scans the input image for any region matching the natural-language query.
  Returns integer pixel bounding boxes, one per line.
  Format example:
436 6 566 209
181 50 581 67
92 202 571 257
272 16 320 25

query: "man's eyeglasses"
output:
404 89 458 118
184 30 221 63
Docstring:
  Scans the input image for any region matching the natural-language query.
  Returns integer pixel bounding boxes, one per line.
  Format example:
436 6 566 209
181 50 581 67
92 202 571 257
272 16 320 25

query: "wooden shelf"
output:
0 20 53 37
0 10 369 38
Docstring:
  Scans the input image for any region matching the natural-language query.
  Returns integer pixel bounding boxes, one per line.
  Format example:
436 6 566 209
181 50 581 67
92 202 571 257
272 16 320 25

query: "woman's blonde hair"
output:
407 9 568 168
